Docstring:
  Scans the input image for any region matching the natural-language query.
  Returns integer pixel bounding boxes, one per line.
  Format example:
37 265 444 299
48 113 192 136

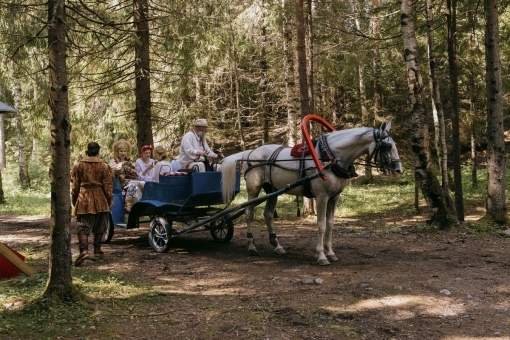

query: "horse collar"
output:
317 134 358 179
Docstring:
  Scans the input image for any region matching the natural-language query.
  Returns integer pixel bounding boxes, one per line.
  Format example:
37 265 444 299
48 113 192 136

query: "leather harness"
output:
242 129 392 198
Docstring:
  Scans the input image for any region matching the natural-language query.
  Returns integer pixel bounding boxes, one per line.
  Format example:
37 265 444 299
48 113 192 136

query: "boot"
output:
93 233 105 258
74 234 89 266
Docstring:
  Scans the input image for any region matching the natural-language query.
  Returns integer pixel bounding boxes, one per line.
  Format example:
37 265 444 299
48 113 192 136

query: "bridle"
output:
369 129 399 172
317 128 399 177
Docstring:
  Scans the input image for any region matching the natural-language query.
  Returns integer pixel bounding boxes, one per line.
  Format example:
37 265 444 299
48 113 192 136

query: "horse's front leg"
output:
315 196 330 265
264 196 286 255
324 195 340 263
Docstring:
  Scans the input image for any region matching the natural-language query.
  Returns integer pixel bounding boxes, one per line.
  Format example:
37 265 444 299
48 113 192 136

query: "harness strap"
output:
318 134 357 179
267 146 287 189
299 157 314 198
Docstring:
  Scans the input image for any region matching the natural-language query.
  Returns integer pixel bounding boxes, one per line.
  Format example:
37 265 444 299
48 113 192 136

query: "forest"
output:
0 0 506 163
0 0 508 302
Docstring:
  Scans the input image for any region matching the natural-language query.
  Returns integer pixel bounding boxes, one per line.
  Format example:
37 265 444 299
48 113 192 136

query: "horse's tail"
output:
221 150 251 203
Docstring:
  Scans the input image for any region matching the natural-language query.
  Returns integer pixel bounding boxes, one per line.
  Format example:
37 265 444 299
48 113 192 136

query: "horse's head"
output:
370 121 402 175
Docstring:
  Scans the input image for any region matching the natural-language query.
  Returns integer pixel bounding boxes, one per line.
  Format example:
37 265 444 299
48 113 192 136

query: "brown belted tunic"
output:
71 156 114 216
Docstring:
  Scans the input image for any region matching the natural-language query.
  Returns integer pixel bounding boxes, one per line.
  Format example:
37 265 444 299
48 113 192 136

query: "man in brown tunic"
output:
71 142 114 266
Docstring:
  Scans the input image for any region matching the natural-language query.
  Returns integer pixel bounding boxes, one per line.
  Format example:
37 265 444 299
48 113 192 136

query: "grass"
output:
0 271 150 338
0 159 51 216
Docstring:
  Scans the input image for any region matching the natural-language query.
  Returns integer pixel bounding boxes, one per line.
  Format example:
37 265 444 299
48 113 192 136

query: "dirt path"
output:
1 214 510 339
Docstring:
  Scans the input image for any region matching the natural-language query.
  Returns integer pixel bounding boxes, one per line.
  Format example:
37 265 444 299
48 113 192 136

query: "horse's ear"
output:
380 121 391 132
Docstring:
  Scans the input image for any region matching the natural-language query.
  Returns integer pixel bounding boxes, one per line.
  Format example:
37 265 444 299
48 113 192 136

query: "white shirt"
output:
178 130 217 168
135 158 154 182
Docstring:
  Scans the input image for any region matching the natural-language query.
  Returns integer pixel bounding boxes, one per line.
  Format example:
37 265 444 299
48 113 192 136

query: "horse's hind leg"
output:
264 195 286 255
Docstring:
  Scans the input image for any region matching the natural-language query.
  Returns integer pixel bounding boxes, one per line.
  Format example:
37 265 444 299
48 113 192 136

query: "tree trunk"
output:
0 170 4 204
352 0 372 182
226 8 245 149
371 0 380 125
470 124 477 189
446 0 464 221
467 11 478 190
306 0 315 113
400 0 458 229
260 13 269 145
0 114 5 170
282 0 299 147
43 0 74 301
133 0 153 151
13 81 30 189
295 0 310 115
426 0 448 191
364 0 381 182
295 0 314 216
0 95 4 204
484 0 506 223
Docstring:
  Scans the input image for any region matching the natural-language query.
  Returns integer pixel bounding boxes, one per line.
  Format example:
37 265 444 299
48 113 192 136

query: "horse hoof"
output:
326 254 339 262
248 249 259 256
274 247 286 255
317 259 331 266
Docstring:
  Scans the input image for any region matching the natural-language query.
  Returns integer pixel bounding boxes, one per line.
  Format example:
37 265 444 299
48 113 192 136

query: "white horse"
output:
221 121 402 265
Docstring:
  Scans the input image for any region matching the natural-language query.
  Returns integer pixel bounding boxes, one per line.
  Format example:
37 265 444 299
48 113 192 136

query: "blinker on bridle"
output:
371 129 396 170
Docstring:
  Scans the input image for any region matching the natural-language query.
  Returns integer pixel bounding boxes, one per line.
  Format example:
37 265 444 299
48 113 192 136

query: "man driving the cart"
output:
178 118 220 172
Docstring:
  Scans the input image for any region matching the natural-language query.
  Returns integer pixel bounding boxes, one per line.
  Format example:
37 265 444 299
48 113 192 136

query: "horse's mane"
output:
326 127 373 148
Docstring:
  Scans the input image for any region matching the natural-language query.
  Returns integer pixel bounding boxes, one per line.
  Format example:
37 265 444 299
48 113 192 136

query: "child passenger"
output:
151 146 174 182
135 145 155 181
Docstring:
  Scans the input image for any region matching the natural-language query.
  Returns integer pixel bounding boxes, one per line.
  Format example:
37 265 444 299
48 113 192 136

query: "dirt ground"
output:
1 212 510 340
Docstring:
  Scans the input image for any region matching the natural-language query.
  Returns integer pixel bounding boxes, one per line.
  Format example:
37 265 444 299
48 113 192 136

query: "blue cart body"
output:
111 171 241 230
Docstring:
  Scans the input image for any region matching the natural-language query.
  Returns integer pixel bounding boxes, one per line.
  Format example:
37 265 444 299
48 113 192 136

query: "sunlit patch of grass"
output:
466 214 508 235
0 161 51 216
0 271 151 338
337 174 415 218
0 190 50 215
73 272 149 299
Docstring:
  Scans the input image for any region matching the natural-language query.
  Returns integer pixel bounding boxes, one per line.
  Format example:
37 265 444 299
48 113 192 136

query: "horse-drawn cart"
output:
104 170 243 252
103 114 401 264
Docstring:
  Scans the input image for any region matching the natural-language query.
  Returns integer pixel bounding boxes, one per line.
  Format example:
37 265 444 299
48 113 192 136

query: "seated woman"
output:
136 145 155 182
151 146 174 182
109 139 141 213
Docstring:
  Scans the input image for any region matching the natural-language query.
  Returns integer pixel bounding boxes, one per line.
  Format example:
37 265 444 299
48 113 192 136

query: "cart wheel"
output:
102 213 115 244
210 217 234 243
148 216 172 252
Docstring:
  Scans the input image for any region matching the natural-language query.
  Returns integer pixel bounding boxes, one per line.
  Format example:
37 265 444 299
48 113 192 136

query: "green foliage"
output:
468 215 508 234
0 158 50 216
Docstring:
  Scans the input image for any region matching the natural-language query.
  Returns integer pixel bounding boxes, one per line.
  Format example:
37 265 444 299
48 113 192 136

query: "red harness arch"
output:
300 114 336 180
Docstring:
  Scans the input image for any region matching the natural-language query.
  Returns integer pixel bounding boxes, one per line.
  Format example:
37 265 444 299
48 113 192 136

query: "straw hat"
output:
194 118 209 127
112 139 132 158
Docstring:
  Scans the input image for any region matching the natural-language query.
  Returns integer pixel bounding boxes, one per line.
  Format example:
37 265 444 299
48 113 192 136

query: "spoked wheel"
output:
148 216 173 252
102 213 115 244
209 217 234 243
